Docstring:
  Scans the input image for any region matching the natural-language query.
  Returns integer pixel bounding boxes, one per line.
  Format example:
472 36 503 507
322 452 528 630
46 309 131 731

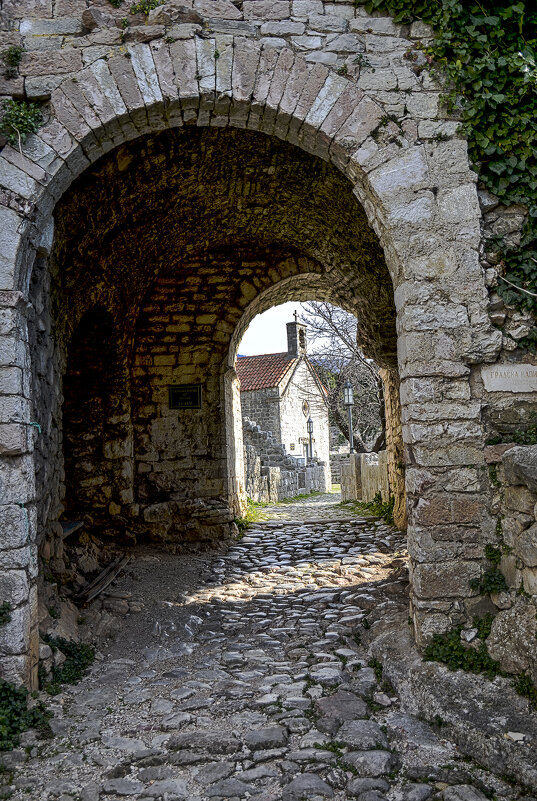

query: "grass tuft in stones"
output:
0 99 43 153
0 680 51 751
314 740 344 757
234 498 268 535
108 0 124 6
368 657 383 683
341 493 395 525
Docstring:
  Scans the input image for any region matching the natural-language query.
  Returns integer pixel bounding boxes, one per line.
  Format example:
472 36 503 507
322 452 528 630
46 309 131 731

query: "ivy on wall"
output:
359 1 537 314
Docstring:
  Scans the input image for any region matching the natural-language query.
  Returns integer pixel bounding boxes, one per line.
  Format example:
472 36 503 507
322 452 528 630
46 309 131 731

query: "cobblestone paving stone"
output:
3 494 531 801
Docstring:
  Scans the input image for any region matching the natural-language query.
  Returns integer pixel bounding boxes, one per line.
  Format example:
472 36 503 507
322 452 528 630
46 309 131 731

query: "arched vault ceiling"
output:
53 126 397 365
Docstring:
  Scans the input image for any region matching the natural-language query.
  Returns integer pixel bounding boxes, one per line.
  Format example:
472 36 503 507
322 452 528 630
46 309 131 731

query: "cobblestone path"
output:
4 494 530 801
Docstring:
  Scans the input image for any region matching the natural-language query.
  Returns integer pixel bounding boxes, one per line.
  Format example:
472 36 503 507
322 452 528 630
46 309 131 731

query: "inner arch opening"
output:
29 125 400 568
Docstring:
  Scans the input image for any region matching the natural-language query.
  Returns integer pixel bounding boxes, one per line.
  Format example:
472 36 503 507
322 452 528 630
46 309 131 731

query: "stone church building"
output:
237 319 330 472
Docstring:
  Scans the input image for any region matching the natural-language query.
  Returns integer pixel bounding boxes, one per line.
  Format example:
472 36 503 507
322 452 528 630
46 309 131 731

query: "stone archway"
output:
0 33 501 686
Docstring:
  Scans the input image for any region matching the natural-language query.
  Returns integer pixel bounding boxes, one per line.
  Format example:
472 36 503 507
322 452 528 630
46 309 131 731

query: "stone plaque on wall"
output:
481 364 537 393
168 384 202 409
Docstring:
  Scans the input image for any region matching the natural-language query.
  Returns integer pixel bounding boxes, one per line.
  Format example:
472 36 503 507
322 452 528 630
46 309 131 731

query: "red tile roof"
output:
236 353 296 391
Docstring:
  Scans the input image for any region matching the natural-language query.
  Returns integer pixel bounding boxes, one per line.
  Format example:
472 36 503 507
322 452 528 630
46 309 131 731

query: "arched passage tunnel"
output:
29 125 402 557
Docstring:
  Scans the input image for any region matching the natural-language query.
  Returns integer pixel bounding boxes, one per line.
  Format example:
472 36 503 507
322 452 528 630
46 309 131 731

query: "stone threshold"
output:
367 617 537 793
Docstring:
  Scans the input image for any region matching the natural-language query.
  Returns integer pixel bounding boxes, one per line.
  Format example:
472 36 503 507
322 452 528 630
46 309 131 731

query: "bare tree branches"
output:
300 302 384 452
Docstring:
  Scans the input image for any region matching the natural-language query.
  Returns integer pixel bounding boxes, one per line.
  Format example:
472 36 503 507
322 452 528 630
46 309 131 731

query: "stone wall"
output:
240 388 281 443
472 444 537 683
340 450 390 507
0 0 521 683
361 450 389 502
243 417 327 503
330 451 349 483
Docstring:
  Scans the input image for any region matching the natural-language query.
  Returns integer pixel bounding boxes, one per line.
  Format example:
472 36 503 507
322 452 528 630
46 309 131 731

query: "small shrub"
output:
473 613 495 641
108 0 123 6
42 637 94 695
470 567 508 596
484 544 502 566
513 672 537 709
0 680 51 751
0 99 43 150
368 657 383 683
424 625 502 679
1 45 23 79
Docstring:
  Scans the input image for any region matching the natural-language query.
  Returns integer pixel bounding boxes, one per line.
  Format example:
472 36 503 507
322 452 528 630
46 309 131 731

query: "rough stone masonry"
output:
0 0 536 690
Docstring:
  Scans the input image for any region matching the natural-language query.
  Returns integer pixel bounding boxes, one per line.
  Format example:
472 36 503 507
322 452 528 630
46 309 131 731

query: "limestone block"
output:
4 0 52 17
304 72 348 129
20 17 83 35
0 604 31 655
523 567 537 595
504 484 535 515
399 303 468 332
20 49 82 77
169 39 199 102
0 456 35 505
437 184 480 224
0 570 29 607
148 3 203 25
308 14 346 32
0 367 23 395
0 75 24 98
128 43 164 106
195 0 242 19
318 83 362 139
81 6 118 30
412 560 481 600
292 34 324 50
124 25 166 44
291 0 323 17
487 598 537 674
304 51 337 65
261 21 305 35
350 16 400 36
357 67 397 91
368 147 429 198
243 1 290 20
0 424 28 456
503 447 537 494
513 523 537 568
414 495 483 527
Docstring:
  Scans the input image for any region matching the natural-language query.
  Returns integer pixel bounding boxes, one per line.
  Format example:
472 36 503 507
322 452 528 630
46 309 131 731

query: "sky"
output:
238 302 309 356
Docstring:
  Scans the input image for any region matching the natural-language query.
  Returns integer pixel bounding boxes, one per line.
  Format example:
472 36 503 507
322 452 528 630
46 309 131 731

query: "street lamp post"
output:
343 379 354 455
307 416 314 464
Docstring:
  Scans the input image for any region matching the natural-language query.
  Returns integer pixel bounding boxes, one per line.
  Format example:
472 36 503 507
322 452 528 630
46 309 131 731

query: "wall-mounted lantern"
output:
343 379 354 455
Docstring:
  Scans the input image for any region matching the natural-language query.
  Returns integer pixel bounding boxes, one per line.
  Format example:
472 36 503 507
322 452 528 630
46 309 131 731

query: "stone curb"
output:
368 617 537 792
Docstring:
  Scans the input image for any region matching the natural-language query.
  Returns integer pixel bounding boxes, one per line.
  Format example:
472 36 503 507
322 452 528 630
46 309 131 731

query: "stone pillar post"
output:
224 368 246 516
0 291 39 689
379 367 407 529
